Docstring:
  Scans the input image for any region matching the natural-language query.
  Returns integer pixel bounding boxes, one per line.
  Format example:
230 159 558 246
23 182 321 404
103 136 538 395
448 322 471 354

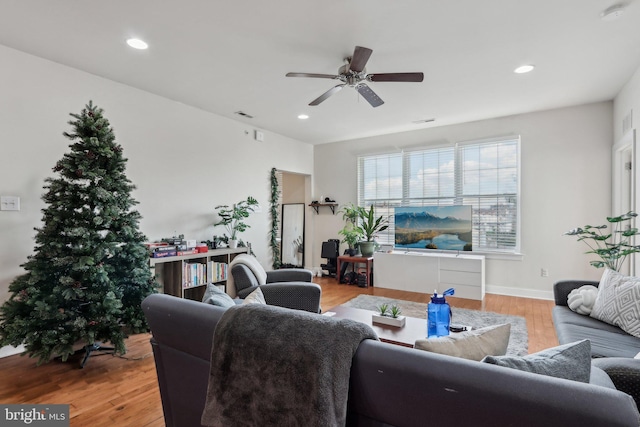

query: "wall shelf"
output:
309 202 338 215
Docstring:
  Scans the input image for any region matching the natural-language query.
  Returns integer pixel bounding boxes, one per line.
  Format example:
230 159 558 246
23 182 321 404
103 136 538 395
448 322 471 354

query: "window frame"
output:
357 136 521 255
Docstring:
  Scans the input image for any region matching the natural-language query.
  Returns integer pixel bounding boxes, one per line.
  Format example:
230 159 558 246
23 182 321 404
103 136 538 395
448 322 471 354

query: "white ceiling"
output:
1 1 639 144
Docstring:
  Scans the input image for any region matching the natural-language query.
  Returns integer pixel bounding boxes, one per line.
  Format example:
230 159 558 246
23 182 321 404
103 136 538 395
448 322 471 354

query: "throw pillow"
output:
482 339 591 383
414 323 511 361
202 283 236 308
567 285 599 315
590 268 640 338
243 287 266 305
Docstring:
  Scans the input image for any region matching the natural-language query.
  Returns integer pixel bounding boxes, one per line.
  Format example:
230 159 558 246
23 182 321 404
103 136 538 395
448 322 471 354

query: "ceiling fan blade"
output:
349 46 373 73
309 84 345 106
286 72 340 79
356 83 384 108
368 72 424 82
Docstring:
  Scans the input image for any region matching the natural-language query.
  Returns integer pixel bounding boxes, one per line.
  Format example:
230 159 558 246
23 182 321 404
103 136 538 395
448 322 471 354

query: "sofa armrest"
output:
553 280 599 306
236 285 259 299
266 268 313 283
260 283 322 313
232 264 261 295
592 357 640 408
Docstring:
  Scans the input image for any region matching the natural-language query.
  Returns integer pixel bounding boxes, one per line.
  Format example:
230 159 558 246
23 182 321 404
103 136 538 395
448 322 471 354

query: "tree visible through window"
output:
357 137 520 253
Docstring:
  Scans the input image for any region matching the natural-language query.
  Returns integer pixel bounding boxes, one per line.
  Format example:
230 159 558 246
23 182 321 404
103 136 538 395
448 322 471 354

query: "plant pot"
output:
372 314 406 328
229 239 238 249
359 241 375 257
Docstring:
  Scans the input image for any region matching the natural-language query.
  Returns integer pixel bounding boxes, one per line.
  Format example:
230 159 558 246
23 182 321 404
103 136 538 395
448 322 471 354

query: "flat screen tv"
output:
394 205 472 251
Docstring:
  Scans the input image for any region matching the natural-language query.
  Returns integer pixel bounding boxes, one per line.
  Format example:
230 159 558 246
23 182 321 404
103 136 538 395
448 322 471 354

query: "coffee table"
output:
326 305 427 348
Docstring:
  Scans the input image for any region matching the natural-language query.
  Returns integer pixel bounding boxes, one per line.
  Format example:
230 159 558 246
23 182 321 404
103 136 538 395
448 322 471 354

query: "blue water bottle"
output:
427 288 455 337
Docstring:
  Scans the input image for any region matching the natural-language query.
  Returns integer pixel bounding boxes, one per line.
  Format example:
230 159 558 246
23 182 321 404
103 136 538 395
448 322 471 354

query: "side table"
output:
337 255 374 287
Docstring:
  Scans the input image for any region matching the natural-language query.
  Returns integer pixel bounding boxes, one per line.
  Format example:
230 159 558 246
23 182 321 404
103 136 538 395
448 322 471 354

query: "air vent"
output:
234 111 254 119
412 118 435 124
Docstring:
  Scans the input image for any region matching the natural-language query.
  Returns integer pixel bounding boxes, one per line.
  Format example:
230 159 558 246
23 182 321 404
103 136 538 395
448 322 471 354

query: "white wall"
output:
0 44 314 309
313 102 613 299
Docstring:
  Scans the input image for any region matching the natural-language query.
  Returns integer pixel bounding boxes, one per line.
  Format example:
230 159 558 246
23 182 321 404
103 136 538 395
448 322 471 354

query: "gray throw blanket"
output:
201 304 378 427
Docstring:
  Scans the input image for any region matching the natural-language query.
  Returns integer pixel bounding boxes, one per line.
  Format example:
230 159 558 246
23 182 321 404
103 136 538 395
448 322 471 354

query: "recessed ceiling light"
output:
126 38 148 50
298 114 309 120
601 4 626 21
514 65 535 74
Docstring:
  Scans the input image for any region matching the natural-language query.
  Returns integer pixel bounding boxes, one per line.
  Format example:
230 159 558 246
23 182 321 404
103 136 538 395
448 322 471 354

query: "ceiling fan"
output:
286 46 423 108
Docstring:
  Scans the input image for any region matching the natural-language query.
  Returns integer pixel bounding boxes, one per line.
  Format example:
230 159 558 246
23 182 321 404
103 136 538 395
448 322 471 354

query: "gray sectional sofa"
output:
553 280 640 357
143 293 639 427
553 279 640 407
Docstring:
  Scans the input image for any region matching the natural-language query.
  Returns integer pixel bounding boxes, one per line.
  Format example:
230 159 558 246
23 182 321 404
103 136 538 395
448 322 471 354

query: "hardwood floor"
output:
0 277 558 426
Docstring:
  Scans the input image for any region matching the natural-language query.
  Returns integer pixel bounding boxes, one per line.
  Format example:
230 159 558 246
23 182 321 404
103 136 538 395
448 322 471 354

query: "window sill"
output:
383 248 523 261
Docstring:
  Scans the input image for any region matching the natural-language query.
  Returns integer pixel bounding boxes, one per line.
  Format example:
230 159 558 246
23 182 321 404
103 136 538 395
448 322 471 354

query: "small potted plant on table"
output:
372 303 405 327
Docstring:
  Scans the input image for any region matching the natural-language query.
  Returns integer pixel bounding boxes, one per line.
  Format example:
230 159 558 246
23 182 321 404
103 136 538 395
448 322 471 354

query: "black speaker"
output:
320 239 340 277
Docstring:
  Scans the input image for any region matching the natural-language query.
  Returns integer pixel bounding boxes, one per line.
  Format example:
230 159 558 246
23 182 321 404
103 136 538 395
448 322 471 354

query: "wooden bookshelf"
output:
150 247 248 300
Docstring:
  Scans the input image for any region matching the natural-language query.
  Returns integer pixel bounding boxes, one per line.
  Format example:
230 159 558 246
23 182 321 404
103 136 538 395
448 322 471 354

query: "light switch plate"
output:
0 196 20 211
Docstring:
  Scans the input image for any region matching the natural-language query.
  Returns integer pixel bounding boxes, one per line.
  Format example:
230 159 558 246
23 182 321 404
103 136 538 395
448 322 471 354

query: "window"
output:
357 137 520 253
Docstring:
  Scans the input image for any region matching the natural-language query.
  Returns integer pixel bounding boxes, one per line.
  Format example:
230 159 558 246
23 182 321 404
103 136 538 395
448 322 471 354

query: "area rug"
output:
343 295 528 356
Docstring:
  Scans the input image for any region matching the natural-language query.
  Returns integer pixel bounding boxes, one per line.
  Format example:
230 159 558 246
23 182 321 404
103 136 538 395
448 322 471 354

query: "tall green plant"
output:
338 203 365 249
565 211 640 271
214 196 258 240
357 205 389 242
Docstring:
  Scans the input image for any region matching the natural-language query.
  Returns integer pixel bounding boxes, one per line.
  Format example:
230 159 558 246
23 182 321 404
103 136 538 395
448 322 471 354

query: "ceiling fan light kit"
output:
286 46 424 108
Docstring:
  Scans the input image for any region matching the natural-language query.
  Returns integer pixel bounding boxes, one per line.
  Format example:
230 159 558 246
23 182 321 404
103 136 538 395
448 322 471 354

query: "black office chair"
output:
320 239 340 277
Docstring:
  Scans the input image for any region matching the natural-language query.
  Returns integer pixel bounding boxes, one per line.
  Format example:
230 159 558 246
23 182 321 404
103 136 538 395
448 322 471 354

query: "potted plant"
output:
338 204 365 255
372 303 405 327
356 205 389 257
564 211 640 271
214 196 259 248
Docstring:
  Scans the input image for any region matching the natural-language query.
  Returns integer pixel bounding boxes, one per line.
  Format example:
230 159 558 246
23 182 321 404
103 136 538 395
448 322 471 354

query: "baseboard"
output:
0 344 24 359
486 284 554 301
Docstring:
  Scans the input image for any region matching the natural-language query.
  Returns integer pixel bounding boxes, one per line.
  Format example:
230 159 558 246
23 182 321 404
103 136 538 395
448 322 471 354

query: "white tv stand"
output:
373 251 485 300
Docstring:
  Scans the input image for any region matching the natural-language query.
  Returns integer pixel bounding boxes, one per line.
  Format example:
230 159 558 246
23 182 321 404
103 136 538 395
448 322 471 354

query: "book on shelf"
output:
207 261 228 283
181 261 228 288
183 262 207 288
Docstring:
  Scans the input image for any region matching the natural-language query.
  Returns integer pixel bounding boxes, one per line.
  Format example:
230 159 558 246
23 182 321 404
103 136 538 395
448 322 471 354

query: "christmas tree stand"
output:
80 343 115 368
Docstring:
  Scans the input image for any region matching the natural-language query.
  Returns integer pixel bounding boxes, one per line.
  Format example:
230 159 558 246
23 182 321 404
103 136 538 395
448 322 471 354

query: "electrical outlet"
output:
541 268 549 277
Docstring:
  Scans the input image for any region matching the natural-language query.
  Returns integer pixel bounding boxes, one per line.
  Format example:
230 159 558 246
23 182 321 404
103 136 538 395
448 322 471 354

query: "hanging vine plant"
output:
270 167 282 269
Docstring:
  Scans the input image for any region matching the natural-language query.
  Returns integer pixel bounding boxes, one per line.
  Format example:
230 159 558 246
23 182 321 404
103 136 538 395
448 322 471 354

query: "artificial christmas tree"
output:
0 101 156 366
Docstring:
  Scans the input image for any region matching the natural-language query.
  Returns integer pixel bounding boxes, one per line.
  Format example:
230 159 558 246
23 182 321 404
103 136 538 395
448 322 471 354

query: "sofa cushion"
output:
242 287 266 305
414 323 510 361
553 306 640 357
567 285 599 315
482 340 592 383
202 283 236 308
591 269 640 338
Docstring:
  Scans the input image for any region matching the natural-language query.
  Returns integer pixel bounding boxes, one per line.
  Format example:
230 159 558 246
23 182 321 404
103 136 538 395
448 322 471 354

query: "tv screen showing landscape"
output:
394 205 473 251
